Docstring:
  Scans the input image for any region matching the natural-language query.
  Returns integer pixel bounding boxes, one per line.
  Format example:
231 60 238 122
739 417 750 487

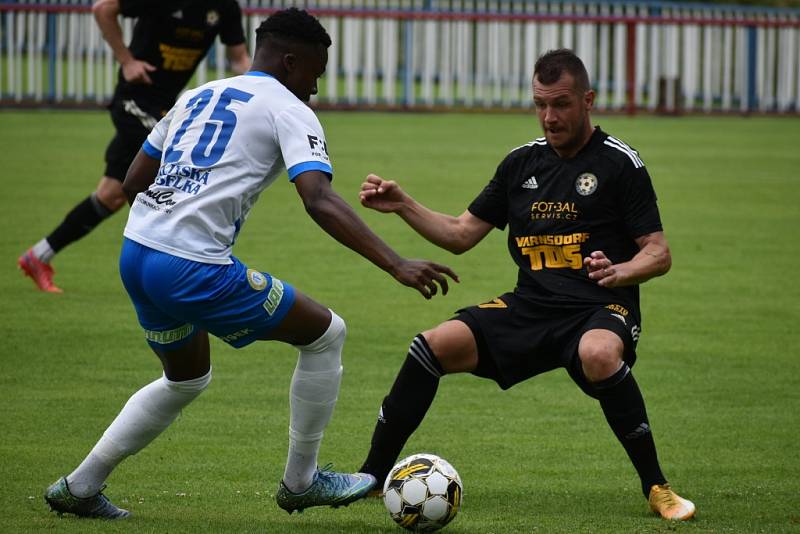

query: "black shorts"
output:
104 100 162 181
454 292 640 390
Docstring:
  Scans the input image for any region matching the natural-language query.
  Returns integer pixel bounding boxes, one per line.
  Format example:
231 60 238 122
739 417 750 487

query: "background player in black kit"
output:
18 0 250 292
357 49 695 521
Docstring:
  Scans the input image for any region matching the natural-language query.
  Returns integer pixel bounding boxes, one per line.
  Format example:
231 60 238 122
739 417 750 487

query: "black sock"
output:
46 193 113 253
360 335 443 482
593 365 667 497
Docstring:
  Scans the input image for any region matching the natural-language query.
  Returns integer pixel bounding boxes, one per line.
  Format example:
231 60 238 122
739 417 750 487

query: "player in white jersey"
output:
44 8 457 520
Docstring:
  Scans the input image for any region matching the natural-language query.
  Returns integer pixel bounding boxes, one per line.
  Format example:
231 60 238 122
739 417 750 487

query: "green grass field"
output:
1 109 798 533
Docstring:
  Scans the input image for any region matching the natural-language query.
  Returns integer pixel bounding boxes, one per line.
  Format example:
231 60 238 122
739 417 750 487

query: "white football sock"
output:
32 239 55 263
282 311 345 493
66 369 212 497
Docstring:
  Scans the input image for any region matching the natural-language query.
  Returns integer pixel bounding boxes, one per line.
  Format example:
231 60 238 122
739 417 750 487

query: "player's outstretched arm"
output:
122 149 160 205
359 173 493 255
226 44 251 75
584 231 671 288
93 0 155 84
295 171 459 299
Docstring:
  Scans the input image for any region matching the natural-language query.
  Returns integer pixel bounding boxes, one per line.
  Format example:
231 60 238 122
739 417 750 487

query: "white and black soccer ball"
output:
383 453 463 532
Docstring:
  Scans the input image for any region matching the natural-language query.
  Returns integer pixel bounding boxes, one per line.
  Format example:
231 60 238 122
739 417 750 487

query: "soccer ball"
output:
383 453 463 532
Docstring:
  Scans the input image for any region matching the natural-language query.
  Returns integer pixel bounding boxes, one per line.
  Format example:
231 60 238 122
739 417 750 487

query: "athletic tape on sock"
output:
94 369 212 462
284 312 346 488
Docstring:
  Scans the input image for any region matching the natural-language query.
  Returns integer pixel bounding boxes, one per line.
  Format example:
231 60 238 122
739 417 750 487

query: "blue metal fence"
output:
1 0 799 113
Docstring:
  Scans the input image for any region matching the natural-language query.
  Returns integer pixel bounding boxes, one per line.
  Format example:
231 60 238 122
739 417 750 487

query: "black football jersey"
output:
468 127 663 319
112 0 246 114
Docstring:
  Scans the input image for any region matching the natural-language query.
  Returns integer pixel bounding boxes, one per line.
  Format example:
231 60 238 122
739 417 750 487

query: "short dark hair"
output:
534 49 590 93
255 7 331 49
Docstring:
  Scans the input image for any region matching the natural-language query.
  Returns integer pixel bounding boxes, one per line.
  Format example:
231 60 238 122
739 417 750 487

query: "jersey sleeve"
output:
218 0 246 46
620 163 663 238
275 104 333 182
467 156 511 229
141 104 177 160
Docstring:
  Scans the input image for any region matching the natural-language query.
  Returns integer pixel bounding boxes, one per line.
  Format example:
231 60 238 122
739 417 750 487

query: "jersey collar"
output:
245 71 275 79
574 126 606 157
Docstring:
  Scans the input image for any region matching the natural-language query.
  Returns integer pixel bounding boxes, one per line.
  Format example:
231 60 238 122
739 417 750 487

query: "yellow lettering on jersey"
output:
477 298 508 309
605 304 629 316
517 234 589 271
515 233 589 248
159 43 204 71
520 243 583 271
530 201 579 220
521 246 544 270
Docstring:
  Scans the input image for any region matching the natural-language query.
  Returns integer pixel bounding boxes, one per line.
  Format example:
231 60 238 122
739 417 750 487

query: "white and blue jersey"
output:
120 71 328 349
124 71 332 264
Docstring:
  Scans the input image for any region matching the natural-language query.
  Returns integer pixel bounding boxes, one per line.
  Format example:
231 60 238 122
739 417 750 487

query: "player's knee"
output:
95 182 126 212
294 311 345 377
578 340 623 383
421 321 477 374
163 368 212 396
327 310 346 346
93 191 125 212
298 310 346 355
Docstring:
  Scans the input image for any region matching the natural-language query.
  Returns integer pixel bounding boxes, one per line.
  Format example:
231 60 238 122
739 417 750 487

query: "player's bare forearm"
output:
360 174 490 254
626 239 671 282
92 0 132 65
307 192 405 274
122 150 160 205
307 195 459 298
585 232 671 287
396 202 473 254
94 0 155 82
300 171 458 298
226 44 251 75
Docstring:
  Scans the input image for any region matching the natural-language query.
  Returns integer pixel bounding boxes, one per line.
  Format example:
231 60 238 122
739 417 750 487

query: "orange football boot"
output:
18 249 62 293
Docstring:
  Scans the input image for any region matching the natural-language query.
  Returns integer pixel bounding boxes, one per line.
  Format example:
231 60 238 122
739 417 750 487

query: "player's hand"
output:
584 250 622 288
359 174 407 213
392 259 459 299
122 59 156 84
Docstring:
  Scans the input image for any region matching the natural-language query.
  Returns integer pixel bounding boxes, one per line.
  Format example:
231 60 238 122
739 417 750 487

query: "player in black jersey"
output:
19 0 250 292
357 49 695 521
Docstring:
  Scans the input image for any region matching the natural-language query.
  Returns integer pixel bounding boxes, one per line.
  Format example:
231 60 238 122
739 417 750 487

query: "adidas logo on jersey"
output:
522 176 538 189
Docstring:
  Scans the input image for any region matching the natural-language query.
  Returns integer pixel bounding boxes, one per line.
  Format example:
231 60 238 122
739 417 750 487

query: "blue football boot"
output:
275 464 376 514
45 477 130 519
